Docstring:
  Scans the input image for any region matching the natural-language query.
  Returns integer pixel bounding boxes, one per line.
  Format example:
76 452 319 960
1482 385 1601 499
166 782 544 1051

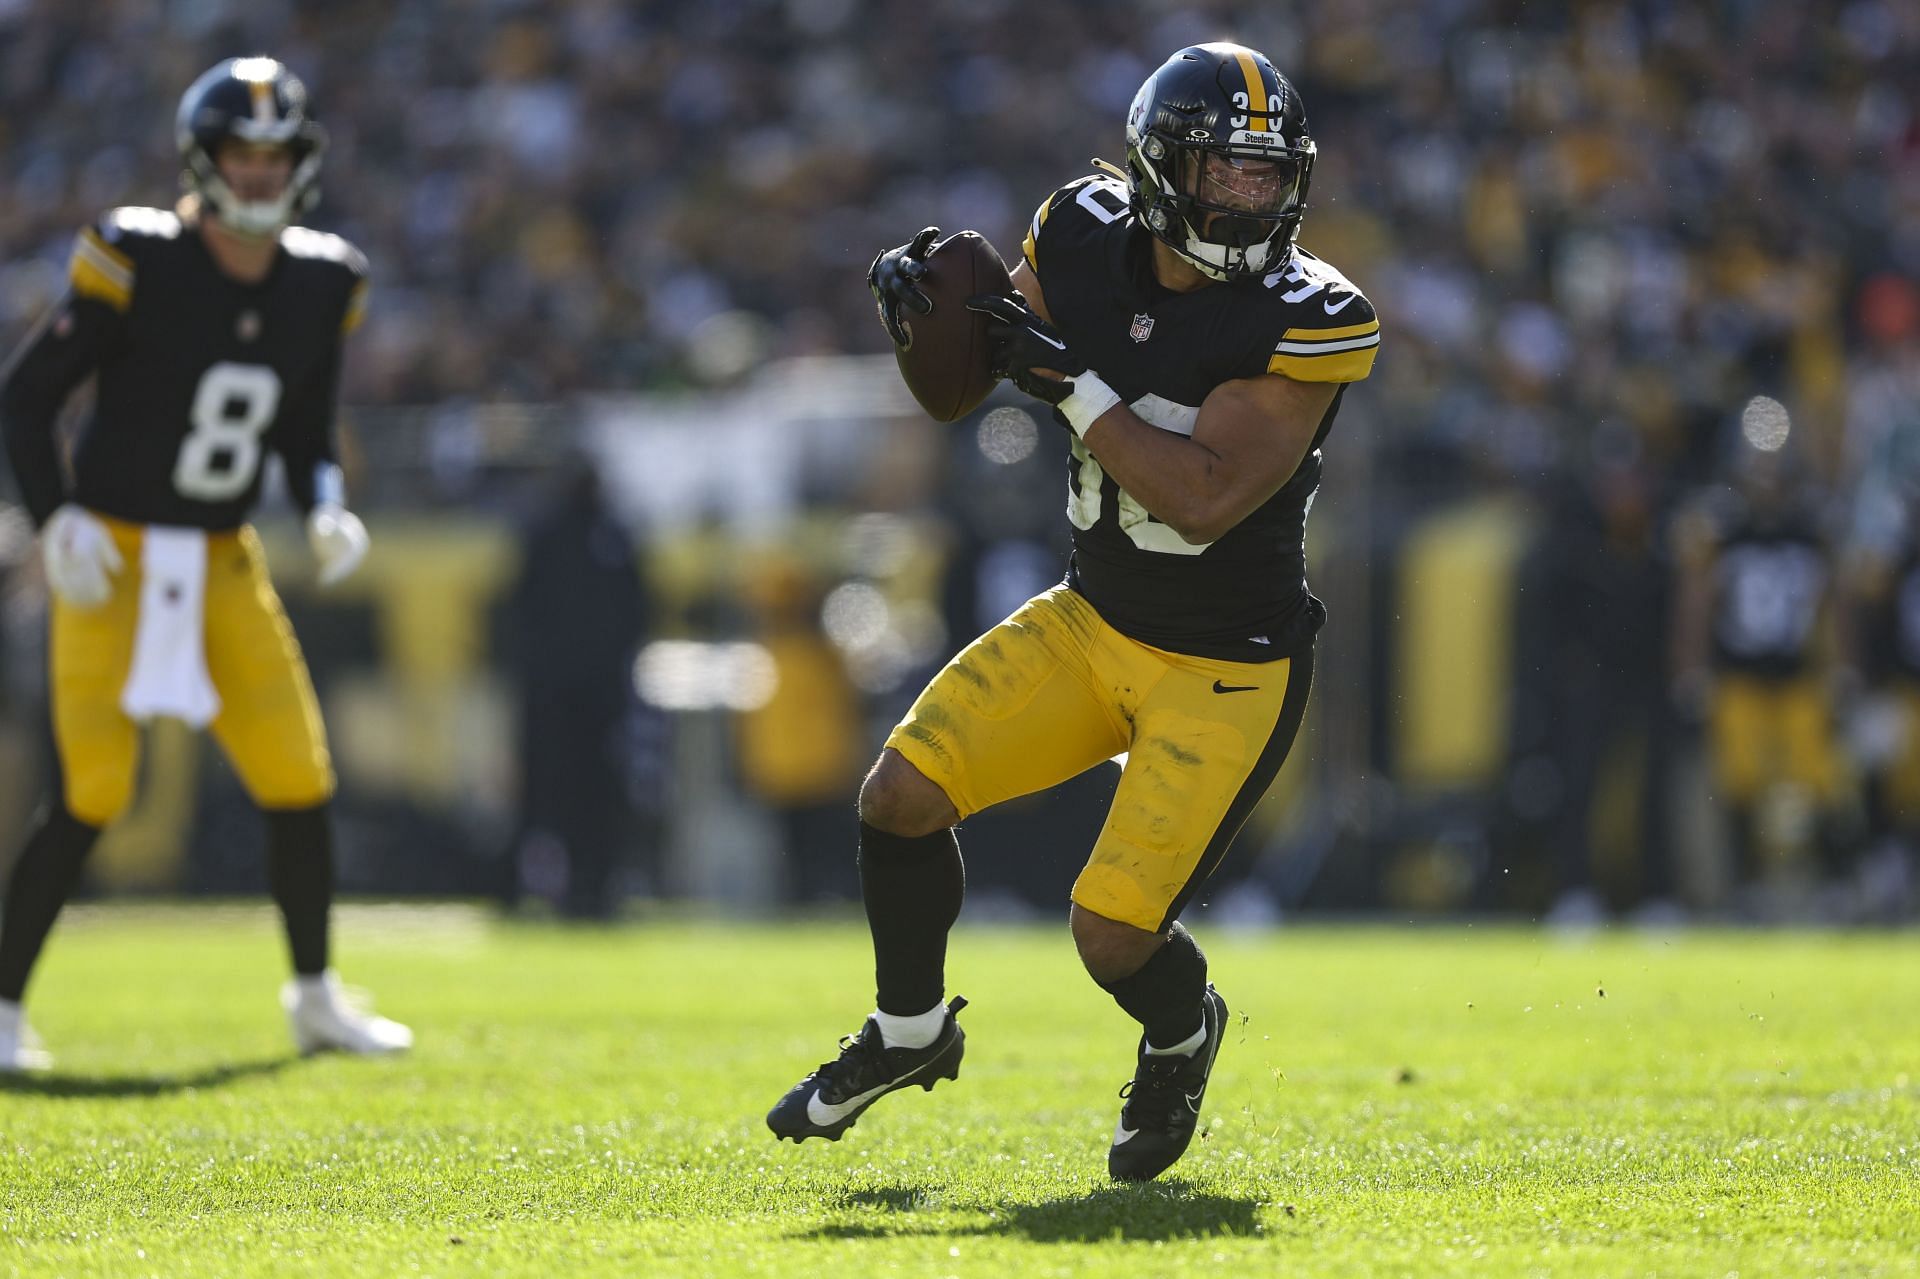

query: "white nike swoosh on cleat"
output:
804 1053 942 1127
1112 1121 1139 1145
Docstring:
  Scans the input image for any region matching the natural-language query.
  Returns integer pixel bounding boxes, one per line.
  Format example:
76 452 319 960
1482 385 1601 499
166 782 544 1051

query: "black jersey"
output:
1707 502 1830 678
1 206 366 531
1021 174 1380 662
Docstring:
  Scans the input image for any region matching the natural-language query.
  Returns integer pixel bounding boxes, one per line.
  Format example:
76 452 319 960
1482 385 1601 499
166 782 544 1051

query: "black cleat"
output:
766 996 968 1143
1107 984 1228 1181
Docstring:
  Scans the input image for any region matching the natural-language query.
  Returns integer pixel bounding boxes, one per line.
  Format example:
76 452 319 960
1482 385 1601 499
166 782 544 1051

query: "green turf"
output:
1 906 1916 1277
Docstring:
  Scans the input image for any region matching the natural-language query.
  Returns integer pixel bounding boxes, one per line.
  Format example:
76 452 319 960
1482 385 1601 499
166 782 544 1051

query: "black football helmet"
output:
175 57 326 238
1124 43 1315 281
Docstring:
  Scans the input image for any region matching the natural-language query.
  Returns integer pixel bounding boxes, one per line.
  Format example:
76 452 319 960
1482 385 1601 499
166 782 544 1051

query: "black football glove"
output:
964 292 1089 406
868 227 939 348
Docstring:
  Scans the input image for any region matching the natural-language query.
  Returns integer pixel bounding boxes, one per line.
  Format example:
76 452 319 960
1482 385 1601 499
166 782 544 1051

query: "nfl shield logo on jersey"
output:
1130 313 1155 343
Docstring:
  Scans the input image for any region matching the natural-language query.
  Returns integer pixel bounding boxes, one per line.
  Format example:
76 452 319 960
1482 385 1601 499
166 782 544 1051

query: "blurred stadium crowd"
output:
2 0 1919 924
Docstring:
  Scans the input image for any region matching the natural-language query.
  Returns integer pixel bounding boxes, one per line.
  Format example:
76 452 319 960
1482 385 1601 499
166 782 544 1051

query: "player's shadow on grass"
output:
807 1180 1260 1244
0 1055 294 1098
984 1182 1262 1243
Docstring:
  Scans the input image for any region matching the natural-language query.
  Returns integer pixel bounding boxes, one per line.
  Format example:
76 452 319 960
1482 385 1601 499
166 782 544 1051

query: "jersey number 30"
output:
1068 437 1209 556
173 363 282 501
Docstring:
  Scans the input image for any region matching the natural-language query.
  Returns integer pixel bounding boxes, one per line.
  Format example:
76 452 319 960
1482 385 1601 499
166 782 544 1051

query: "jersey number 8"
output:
173 362 282 502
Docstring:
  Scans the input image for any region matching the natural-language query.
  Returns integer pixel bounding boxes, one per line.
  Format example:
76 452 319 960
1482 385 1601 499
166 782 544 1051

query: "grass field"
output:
2 906 1916 1278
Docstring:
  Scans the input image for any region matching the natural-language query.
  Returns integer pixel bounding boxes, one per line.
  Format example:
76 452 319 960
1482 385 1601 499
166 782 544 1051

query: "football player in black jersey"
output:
768 44 1378 1180
1671 440 1839 902
0 58 410 1071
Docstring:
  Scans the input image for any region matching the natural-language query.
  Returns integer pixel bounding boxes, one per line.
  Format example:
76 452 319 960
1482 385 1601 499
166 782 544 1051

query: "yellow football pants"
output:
1707 673 1837 805
51 515 334 826
886 586 1312 932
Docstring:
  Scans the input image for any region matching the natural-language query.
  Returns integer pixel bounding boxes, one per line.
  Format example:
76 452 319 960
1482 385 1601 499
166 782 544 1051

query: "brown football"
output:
892 230 1012 422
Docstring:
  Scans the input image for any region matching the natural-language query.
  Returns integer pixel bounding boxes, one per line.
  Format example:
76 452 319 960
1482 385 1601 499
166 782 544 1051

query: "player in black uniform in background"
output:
768 44 1379 1180
0 58 410 1071
1672 443 1841 904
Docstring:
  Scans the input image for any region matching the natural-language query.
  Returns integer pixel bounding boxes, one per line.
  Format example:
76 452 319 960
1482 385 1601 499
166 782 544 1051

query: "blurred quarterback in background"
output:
0 57 409 1072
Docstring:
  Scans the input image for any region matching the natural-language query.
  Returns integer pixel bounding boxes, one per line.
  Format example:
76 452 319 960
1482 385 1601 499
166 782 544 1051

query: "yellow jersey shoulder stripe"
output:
1268 316 1381 382
1273 312 1381 364
1281 318 1379 344
1022 190 1061 272
70 227 135 311
342 279 370 335
78 226 133 274
1267 341 1374 380
1274 332 1379 358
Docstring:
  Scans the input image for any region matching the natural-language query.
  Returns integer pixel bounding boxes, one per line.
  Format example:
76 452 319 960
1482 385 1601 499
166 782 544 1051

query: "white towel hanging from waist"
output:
120 525 221 727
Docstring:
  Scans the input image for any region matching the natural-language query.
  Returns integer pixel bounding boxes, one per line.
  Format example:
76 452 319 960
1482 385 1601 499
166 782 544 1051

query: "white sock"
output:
873 1002 946 1050
293 972 335 999
0 998 20 1023
1145 1021 1207 1058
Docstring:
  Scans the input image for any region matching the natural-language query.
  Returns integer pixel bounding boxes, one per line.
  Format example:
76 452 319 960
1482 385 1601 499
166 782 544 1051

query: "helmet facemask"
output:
185 136 325 239
1130 133 1314 281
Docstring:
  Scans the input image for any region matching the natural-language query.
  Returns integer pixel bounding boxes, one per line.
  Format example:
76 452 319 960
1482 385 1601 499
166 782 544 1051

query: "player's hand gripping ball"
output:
873 227 1012 422
964 292 1088 407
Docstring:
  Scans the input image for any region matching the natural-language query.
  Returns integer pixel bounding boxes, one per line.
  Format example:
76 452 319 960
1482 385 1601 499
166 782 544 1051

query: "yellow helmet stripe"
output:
250 78 276 124
1235 50 1268 132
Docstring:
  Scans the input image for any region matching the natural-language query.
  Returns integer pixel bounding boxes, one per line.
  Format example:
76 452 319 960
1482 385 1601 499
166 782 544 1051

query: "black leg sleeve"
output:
1097 921 1208 1048
265 805 334 977
0 806 102 1003
859 821 964 1015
